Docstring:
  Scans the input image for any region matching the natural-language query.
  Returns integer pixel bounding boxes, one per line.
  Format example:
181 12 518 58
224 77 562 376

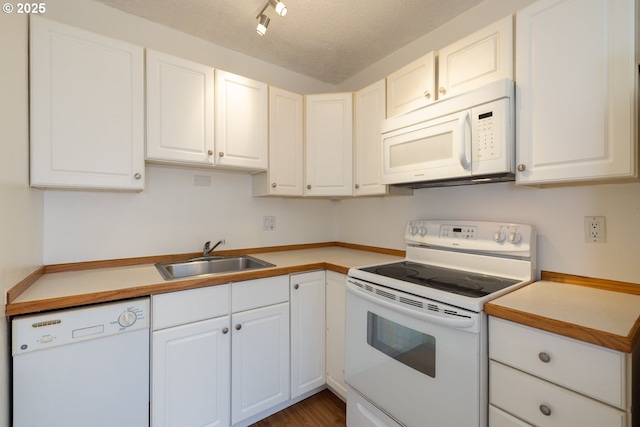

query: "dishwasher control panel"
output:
12 298 149 355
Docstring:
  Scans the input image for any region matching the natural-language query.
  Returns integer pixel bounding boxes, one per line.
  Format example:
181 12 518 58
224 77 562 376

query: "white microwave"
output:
381 79 515 187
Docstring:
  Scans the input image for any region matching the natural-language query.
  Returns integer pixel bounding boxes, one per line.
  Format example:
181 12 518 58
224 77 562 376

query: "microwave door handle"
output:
347 285 475 330
458 111 471 170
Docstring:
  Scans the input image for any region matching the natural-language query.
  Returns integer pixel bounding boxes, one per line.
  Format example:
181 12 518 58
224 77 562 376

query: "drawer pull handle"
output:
235 324 242 331
538 352 551 363
539 405 552 416
222 327 229 334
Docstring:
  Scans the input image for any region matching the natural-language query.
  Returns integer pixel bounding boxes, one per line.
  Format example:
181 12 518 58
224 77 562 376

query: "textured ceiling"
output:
94 0 483 85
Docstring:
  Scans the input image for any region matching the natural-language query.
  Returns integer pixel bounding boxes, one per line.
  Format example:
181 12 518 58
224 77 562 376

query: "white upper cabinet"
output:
354 80 387 196
29 16 145 191
215 70 268 171
305 93 354 197
146 50 215 165
437 15 513 100
252 86 304 197
515 0 638 185
354 80 413 197
386 52 436 118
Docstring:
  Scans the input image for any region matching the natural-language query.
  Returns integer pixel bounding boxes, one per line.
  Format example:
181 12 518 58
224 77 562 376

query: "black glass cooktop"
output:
359 261 520 298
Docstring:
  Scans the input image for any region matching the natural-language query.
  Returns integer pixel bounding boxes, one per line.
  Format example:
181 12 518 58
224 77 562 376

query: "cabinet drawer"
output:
152 285 230 330
489 405 533 427
231 276 289 313
489 317 626 407
490 361 626 427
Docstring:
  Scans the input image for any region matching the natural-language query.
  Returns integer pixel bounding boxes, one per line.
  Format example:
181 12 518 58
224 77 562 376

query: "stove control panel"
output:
405 220 536 257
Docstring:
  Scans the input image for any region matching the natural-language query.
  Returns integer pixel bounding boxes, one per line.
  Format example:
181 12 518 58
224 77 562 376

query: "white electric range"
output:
345 220 536 427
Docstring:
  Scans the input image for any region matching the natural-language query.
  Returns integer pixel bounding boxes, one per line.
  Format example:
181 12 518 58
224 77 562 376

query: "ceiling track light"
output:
256 13 270 36
269 0 287 17
255 0 287 36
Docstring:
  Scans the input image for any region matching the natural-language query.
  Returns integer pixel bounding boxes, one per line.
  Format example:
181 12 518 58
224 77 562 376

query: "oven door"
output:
345 278 485 427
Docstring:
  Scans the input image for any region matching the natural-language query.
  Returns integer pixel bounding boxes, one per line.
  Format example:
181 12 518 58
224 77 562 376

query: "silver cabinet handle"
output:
272 182 277 188
423 91 431 99
438 87 446 95
134 173 142 180
294 284 299 290
354 184 360 189
517 164 526 172
219 152 225 157
538 352 551 363
208 150 214 156
539 405 552 416
222 327 229 334
307 184 311 190
235 324 242 331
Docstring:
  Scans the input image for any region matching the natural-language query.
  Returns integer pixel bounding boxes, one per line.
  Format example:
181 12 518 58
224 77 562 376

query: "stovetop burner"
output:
360 261 520 298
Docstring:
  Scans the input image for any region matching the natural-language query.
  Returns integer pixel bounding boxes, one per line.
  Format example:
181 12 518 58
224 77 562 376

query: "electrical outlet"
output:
263 216 276 231
584 216 606 243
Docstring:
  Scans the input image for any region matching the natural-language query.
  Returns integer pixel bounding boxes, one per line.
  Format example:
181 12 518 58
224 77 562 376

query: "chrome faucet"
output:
203 239 225 257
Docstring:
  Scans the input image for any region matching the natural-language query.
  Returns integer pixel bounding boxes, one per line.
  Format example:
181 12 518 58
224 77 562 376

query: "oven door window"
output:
367 311 435 377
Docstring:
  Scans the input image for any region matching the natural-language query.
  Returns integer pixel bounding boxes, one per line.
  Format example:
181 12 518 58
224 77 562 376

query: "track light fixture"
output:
269 0 287 17
255 0 287 36
256 13 270 36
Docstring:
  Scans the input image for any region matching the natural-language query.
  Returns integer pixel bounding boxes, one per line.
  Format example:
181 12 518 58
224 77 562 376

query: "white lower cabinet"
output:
151 271 346 427
151 286 231 427
290 270 326 399
325 271 347 399
489 317 633 427
231 276 290 425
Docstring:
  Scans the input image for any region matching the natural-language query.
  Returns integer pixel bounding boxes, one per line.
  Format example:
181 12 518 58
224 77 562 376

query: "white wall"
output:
39 0 339 264
45 166 338 263
0 13 45 427
333 0 640 285
338 0 536 92
336 182 640 283
46 0 335 95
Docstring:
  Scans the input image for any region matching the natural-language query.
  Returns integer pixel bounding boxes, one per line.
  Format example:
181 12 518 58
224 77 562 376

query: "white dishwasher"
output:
12 298 150 427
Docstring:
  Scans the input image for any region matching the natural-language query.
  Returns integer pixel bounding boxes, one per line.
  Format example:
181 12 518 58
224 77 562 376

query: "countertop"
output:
6 245 404 316
485 273 640 353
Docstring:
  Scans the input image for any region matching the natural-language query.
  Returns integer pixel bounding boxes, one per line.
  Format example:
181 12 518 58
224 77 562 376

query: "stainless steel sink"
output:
155 255 275 280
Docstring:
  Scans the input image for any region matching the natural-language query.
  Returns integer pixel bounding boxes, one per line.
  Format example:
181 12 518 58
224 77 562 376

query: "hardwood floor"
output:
249 389 347 427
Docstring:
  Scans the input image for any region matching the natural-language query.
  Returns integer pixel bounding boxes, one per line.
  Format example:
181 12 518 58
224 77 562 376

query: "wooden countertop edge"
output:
6 241 405 316
541 270 640 295
6 263 331 316
486 271 640 353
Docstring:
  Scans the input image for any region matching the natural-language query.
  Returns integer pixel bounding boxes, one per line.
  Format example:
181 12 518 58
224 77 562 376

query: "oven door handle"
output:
347 285 476 330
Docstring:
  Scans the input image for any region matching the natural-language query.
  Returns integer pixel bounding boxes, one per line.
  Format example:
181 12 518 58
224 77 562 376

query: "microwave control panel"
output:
473 100 505 162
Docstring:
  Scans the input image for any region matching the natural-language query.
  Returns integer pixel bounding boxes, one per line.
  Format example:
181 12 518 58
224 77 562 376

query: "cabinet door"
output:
386 52 435 118
29 16 144 191
325 271 347 400
437 15 513 99
305 93 353 197
152 316 231 427
146 50 215 165
231 302 290 424
515 0 637 185
290 270 326 399
354 80 387 196
252 87 304 196
215 70 268 170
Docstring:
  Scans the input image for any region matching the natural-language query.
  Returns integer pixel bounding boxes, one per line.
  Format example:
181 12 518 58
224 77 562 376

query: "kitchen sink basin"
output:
155 255 275 280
